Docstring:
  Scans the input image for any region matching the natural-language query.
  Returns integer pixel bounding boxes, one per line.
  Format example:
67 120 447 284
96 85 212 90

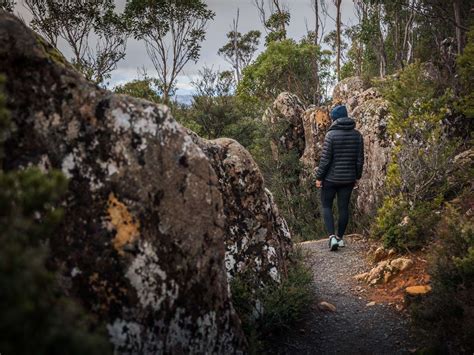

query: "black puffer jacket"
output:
315 117 364 183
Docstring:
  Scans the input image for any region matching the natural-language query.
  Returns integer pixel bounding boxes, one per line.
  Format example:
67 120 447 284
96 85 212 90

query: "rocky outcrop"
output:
190 136 292 287
0 12 291 353
349 89 391 217
260 78 392 222
262 92 306 159
332 76 366 105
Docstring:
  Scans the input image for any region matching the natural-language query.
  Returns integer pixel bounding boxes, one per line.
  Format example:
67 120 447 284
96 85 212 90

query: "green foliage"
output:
237 39 333 105
377 61 437 127
0 81 111 355
411 189 474 351
171 67 269 161
218 29 261 81
182 67 238 139
373 62 459 250
372 195 442 250
456 26 474 119
264 10 290 45
354 0 473 78
230 248 313 351
114 77 161 103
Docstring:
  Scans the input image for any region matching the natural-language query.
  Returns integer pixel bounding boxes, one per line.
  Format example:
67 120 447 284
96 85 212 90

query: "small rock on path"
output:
273 236 421 354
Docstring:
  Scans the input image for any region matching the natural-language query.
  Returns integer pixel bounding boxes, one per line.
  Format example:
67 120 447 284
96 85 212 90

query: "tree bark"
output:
453 0 462 54
313 0 319 45
335 0 341 82
313 0 320 104
233 9 241 83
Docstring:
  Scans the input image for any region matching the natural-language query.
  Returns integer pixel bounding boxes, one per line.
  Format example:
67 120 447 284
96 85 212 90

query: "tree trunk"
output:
314 0 319 45
376 4 387 78
313 0 320 104
453 0 462 54
335 0 341 82
233 9 241 83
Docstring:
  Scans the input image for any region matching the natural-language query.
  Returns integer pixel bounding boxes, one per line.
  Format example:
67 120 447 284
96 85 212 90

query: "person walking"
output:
315 105 364 251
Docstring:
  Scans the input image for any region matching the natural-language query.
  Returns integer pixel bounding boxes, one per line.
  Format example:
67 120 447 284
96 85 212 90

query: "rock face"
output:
300 106 331 170
332 76 366 105
190 135 292 287
0 12 290 353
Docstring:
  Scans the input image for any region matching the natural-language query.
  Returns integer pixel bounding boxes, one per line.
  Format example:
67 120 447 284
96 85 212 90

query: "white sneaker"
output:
337 238 345 247
329 235 339 251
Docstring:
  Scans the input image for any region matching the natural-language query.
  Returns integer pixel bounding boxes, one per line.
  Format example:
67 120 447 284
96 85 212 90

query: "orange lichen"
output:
315 108 330 127
107 193 140 255
405 285 432 295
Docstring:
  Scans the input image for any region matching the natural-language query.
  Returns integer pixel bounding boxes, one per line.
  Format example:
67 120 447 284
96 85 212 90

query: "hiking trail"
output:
274 235 421 354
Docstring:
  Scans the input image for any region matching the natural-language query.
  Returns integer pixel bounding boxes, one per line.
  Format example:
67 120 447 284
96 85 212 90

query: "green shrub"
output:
372 62 460 250
411 189 474 352
230 247 313 352
456 26 474 119
114 77 162 103
372 195 442 250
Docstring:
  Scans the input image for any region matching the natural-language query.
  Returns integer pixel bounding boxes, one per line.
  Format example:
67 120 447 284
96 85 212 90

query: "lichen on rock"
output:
190 135 293 288
1 12 254 353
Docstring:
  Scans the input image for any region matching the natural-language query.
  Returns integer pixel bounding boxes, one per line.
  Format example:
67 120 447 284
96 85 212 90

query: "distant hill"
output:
174 94 194 106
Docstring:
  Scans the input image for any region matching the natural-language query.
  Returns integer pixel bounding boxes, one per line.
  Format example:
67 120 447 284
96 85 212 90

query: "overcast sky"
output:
15 0 357 95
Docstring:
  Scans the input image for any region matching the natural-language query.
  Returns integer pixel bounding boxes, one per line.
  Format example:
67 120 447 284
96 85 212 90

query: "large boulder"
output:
262 92 306 160
191 136 293 287
0 12 297 353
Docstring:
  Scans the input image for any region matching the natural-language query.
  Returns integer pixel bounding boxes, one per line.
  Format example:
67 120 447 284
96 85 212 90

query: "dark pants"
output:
321 181 355 238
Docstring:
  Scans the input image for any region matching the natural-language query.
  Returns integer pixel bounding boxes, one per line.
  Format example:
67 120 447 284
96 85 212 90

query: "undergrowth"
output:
230 246 314 353
411 188 474 353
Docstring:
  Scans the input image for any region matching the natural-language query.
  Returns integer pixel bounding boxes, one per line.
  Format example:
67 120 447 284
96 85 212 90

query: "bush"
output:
372 62 460 250
230 247 313 352
411 189 474 352
372 195 442 250
114 76 162 104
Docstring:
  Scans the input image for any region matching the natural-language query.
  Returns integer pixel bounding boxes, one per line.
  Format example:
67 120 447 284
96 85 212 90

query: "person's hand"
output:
316 180 322 189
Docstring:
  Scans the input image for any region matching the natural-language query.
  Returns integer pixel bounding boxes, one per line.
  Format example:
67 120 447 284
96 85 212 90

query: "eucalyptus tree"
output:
218 9 261 84
24 0 127 85
125 0 215 102
0 0 15 12
253 0 290 45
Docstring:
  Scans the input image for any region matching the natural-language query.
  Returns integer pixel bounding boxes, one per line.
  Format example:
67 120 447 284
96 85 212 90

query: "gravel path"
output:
273 236 420 354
